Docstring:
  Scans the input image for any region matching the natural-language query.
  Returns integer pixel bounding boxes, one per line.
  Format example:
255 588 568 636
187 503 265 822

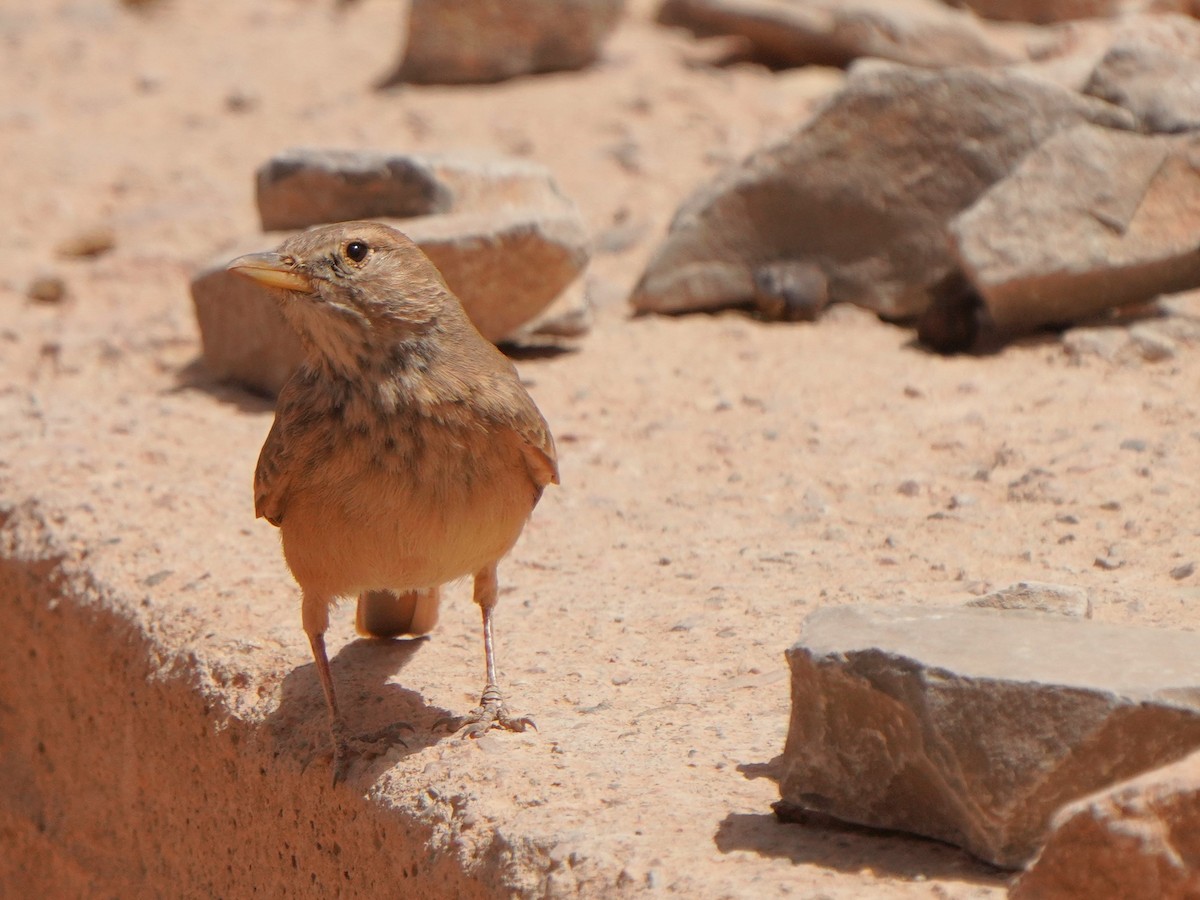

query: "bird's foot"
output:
329 719 414 785
437 684 536 739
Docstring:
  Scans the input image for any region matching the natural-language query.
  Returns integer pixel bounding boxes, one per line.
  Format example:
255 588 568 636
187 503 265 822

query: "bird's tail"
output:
355 587 440 638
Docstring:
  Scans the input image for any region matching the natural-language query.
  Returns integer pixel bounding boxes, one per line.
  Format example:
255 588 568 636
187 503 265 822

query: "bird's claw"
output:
457 707 537 739
438 688 536 739
329 720 414 786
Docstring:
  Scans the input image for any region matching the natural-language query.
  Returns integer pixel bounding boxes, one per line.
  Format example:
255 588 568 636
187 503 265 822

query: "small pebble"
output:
1128 325 1177 362
27 273 67 303
224 90 259 113
1171 562 1195 581
56 225 116 259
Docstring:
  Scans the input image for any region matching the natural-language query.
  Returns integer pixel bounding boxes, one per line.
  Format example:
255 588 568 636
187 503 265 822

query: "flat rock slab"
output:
657 0 1024 69
781 604 1200 868
256 148 583 232
952 125 1200 333
194 151 590 396
1011 750 1200 899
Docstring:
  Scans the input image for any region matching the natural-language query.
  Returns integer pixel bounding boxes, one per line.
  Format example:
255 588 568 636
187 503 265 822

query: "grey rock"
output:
782 604 1200 868
631 64 1133 318
966 580 1092 617
952 126 1200 333
1083 15 1200 133
1012 750 1200 899
257 148 577 233
657 0 1022 69
256 149 452 232
391 0 624 85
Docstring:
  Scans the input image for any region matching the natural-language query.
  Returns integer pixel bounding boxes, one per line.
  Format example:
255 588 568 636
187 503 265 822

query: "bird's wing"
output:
461 363 560 491
504 398 559 490
254 413 291 527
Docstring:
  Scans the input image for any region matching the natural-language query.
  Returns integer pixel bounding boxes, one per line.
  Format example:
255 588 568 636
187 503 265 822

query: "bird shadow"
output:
714 758 1010 888
264 635 457 784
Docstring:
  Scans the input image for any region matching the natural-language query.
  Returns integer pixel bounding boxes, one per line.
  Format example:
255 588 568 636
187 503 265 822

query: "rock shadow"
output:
171 357 276 412
265 635 456 784
714 759 1009 888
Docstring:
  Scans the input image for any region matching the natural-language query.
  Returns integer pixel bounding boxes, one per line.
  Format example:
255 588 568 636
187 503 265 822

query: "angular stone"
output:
256 149 450 232
390 0 624 85
193 208 589 396
1083 15 1200 134
966 581 1091 618
657 0 1022 69
1012 751 1200 899
781 604 1200 868
630 64 1133 318
951 126 1200 333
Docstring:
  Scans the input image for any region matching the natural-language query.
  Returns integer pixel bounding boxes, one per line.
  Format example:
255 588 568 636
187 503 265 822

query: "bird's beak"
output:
226 252 314 293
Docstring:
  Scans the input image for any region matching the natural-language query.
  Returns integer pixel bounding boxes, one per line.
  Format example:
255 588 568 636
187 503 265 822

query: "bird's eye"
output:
345 240 369 263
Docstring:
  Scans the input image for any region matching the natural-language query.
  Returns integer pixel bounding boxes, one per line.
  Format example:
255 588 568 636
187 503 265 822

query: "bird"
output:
226 222 559 782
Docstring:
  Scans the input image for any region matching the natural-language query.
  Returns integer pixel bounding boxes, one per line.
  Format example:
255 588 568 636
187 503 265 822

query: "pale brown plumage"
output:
228 222 558 782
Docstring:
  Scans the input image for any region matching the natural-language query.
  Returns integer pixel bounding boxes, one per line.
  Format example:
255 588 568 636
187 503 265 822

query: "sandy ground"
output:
5 1 1200 897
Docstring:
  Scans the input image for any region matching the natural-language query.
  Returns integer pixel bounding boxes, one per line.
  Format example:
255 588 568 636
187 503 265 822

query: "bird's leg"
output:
304 594 409 784
452 564 536 738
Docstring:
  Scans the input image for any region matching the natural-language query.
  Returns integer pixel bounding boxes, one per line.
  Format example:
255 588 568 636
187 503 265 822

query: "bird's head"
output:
227 222 450 365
